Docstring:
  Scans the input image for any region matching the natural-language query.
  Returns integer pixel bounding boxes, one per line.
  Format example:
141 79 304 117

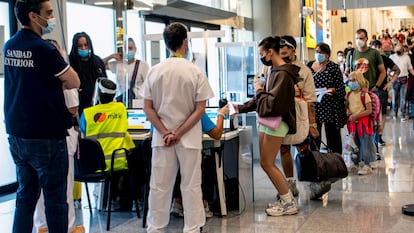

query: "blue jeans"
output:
392 81 407 117
8 135 68 233
351 124 376 165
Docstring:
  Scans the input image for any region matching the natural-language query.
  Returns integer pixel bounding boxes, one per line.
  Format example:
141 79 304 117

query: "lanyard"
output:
170 53 185 58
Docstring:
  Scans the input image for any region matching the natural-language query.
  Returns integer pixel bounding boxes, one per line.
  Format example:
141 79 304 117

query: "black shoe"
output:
378 138 386 146
376 153 382 161
309 181 331 200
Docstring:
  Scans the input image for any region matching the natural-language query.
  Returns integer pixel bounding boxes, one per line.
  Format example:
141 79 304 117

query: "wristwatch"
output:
375 85 380 89
309 123 317 128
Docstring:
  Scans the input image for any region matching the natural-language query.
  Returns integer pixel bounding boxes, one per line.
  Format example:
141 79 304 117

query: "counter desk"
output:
129 126 254 215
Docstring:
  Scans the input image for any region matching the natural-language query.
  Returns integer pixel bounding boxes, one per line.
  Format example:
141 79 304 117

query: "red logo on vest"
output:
94 112 107 123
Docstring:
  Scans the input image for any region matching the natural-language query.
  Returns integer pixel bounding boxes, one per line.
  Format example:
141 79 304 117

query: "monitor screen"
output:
247 74 255 98
127 109 151 130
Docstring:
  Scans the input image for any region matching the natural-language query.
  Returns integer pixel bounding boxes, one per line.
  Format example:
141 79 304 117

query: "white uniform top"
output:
64 88 79 109
143 57 214 149
108 59 150 99
389 53 413 77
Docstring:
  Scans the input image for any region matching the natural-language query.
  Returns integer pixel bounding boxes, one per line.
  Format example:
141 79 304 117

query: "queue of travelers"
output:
4 1 414 233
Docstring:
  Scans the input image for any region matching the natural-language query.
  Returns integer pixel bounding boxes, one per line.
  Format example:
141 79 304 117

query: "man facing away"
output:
3 1 80 232
143 22 214 233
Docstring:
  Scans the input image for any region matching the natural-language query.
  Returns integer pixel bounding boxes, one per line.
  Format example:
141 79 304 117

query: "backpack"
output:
347 89 381 125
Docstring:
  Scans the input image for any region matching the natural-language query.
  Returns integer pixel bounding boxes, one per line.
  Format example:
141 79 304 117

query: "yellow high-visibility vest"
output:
83 102 135 171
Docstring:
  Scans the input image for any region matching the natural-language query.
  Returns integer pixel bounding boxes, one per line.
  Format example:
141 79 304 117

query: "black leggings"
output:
310 122 343 154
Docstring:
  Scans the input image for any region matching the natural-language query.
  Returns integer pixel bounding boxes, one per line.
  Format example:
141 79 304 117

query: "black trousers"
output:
310 122 343 154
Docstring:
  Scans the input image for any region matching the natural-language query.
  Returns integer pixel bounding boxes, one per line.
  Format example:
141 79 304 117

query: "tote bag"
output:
282 89 309 145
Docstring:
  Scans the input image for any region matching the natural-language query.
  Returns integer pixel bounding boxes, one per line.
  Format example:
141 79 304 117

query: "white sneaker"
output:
265 198 298 216
204 206 213 218
369 161 378 169
347 163 359 172
401 117 407 122
358 165 372 175
170 202 184 217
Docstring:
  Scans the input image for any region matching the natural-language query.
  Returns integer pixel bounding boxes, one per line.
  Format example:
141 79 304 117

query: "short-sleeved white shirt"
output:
389 54 413 77
108 59 150 99
64 88 79 109
144 57 214 149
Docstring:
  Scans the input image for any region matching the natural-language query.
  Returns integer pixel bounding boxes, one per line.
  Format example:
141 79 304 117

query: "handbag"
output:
257 116 282 130
282 88 309 145
295 142 348 182
116 60 140 107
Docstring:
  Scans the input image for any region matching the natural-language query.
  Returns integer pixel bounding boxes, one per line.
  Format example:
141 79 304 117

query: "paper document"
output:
315 88 332 102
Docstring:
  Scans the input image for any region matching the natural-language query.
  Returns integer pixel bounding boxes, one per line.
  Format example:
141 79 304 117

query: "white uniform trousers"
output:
33 127 78 233
147 145 205 233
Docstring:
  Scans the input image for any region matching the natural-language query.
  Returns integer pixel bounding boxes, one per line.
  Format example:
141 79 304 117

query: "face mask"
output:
396 51 403 56
348 81 360 91
315 53 326 63
78 49 90 58
282 56 291 63
36 15 56 34
356 39 366 48
337 56 344 62
260 55 273 66
126 51 135 61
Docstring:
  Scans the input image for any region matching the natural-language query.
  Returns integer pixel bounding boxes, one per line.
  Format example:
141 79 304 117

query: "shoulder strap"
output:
130 60 141 88
360 90 366 110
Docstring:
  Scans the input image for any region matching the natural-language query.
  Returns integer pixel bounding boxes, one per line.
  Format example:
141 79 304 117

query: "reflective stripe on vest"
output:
86 132 126 140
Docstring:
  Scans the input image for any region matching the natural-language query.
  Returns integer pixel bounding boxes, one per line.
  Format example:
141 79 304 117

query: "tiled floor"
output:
1 116 414 233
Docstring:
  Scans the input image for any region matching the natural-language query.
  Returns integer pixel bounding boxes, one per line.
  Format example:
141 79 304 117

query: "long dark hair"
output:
258 36 282 54
69 32 104 82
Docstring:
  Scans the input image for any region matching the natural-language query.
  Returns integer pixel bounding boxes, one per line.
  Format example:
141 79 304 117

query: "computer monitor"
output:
247 74 255 98
127 109 151 130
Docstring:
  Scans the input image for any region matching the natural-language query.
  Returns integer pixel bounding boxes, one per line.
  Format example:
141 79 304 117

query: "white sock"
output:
279 190 293 203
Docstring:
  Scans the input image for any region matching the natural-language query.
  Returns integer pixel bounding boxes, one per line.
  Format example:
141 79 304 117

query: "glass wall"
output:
0 2 9 41
0 1 16 190
66 2 115 60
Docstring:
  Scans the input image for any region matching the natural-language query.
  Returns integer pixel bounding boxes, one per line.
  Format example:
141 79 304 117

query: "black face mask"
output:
397 51 403 56
282 56 291 63
260 56 273 66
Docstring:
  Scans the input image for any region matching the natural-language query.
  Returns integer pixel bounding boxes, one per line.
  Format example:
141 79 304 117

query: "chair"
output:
141 137 152 228
74 138 140 231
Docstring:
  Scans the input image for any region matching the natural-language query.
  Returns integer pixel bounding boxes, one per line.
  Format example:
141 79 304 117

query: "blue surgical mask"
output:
315 53 326 63
35 15 56 34
126 51 135 61
78 49 90 58
348 81 360 91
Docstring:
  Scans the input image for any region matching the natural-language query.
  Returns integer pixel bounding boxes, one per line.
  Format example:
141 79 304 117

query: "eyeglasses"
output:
280 39 295 49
